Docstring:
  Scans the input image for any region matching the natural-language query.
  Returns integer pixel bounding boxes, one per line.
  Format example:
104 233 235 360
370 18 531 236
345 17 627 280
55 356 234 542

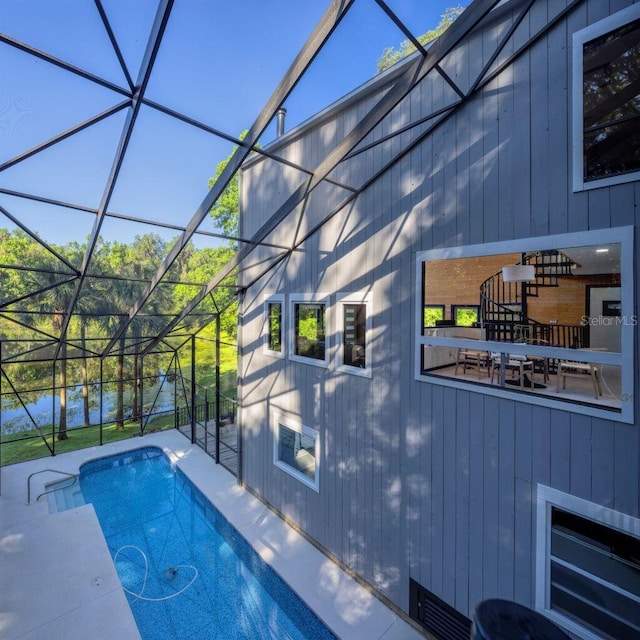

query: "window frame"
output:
272 412 320 492
289 293 330 368
263 294 285 358
414 227 635 423
536 485 640 640
335 291 373 378
572 3 640 192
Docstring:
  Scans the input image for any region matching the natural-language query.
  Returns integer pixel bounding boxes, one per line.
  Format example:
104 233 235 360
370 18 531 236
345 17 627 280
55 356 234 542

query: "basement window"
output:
573 4 640 190
536 485 640 640
415 227 634 423
273 413 319 491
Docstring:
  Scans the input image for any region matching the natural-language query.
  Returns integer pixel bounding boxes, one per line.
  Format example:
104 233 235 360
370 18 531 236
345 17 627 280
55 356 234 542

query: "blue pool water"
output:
71 447 336 640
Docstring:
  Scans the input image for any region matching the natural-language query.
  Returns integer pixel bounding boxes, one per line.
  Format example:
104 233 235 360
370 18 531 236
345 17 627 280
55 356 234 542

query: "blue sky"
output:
0 0 467 249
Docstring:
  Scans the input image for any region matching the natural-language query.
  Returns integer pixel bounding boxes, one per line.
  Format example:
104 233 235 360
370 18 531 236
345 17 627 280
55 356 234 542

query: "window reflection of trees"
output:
583 18 640 180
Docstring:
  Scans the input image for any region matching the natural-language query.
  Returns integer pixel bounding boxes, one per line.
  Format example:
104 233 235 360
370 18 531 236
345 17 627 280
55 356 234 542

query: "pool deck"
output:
1 431 426 640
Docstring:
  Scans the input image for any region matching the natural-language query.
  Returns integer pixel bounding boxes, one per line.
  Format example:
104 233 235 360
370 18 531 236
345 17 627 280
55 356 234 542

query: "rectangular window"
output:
415 228 634 423
289 294 329 367
268 302 282 351
263 295 284 358
296 304 325 359
273 413 319 491
537 486 640 640
573 4 640 190
336 291 372 377
343 304 365 367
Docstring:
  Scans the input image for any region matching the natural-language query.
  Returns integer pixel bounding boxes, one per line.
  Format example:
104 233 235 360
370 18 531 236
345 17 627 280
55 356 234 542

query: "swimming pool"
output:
56 446 337 640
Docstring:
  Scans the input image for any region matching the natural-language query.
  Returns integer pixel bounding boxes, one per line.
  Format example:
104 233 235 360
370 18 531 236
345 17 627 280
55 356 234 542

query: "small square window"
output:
423 305 445 329
452 305 479 327
273 413 319 491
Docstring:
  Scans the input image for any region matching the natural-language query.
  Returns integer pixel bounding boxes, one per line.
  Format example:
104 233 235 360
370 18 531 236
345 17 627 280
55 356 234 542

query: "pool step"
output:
46 480 86 513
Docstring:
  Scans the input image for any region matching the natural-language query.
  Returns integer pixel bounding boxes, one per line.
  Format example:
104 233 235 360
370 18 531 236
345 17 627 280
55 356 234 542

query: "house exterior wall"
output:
237 0 639 630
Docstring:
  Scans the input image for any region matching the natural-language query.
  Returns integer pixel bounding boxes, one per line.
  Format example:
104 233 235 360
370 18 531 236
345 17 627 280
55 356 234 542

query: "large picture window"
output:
336 291 372 377
415 228 634 423
536 486 640 640
573 4 640 190
273 413 319 491
289 294 330 367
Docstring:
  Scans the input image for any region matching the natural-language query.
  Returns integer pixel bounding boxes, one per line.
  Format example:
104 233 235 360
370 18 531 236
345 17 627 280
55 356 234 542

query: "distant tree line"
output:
377 7 466 73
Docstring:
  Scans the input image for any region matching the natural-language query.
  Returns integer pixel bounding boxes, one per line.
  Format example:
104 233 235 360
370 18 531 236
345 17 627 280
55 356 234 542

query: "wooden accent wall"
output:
424 254 520 317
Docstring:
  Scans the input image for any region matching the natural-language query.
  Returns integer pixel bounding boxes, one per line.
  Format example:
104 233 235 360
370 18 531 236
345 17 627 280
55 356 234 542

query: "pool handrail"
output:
27 468 78 505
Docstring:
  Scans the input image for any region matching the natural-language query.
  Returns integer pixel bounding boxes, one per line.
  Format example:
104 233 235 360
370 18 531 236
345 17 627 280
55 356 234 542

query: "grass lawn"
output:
1 330 237 467
1 412 177 466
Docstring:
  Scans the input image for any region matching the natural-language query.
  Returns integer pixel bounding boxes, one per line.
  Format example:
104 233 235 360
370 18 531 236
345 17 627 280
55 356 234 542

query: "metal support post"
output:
0 342 2 494
190 335 196 444
51 361 56 456
174 351 178 429
99 359 104 445
215 314 221 464
139 356 144 435
236 292 243 484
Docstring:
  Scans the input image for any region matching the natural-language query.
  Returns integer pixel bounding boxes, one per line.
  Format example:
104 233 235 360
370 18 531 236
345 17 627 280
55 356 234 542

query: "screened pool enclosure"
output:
0 0 542 476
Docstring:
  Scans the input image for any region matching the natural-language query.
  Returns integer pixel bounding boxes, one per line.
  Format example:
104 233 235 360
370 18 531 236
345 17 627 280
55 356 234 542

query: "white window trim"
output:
335 290 373 378
414 226 635 424
289 293 330 368
572 3 640 192
263 294 285 358
272 412 320 492
535 484 640 640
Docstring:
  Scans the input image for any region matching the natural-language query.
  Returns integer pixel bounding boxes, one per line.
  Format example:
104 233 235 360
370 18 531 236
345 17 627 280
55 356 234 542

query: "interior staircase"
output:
480 250 579 346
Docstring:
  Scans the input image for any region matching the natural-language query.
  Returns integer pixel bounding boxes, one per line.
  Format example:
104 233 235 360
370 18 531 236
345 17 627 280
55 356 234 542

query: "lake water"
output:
0 380 177 435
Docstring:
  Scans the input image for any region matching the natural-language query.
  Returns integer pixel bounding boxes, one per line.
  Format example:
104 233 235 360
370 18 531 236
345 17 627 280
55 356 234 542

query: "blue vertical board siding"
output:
610 183 636 228
512 53 532 240
550 411 571 492
614 425 640 516
468 393 485 610
590 418 615 508
569 414 592 500
547 16 570 237
430 385 445 596
529 2 551 238
237 0 639 626
442 386 458 605
482 396 500 598
498 401 516 601
455 390 471 614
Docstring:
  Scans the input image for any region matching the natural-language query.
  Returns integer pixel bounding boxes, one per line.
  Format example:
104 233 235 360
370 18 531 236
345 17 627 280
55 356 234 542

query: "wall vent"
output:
409 579 472 640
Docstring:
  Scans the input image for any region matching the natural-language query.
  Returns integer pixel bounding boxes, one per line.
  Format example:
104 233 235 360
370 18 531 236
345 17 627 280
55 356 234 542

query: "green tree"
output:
92 234 170 429
23 257 76 440
207 131 250 240
377 7 465 73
